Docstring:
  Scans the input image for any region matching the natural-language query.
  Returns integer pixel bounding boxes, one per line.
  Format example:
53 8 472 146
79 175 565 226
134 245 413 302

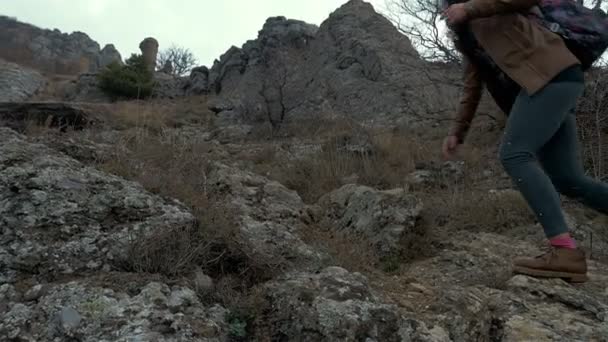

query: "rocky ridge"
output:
198 0 451 128
0 15 122 75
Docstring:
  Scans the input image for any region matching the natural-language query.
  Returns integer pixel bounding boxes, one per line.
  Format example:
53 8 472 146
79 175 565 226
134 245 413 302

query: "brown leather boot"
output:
512 247 588 283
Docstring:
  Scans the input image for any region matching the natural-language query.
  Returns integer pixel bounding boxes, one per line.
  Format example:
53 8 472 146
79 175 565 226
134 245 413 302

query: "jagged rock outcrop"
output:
0 15 120 74
98 44 123 68
318 184 423 257
196 0 449 129
0 59 46 102
184 66 210 96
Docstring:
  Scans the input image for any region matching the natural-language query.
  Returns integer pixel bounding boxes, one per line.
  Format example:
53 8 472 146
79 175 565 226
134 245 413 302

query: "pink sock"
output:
550 235 577 249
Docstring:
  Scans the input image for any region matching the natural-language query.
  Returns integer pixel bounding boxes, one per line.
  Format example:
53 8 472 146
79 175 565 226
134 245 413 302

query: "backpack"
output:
528 0 608 70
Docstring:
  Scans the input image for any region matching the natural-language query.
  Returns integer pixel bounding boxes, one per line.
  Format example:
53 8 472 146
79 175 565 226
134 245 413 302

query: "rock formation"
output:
98 44 123 68
0 15 121 74
139 37 159 72
188 0 455 129
0 59 46 102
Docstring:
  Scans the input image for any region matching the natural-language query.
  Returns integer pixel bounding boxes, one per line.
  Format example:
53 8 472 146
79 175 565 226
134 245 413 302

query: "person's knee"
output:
499 146 535 171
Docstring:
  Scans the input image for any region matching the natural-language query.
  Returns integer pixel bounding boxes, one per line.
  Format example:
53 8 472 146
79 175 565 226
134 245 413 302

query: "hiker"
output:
441 0 608 283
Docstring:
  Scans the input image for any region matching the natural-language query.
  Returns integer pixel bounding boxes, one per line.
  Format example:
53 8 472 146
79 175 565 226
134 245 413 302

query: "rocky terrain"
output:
1 1 607 341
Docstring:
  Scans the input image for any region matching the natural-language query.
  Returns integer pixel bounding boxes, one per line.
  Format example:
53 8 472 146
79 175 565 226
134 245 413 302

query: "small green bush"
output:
98 54 155 99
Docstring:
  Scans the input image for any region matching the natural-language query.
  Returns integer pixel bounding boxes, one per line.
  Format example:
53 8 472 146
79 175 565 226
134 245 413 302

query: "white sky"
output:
2 0 385 67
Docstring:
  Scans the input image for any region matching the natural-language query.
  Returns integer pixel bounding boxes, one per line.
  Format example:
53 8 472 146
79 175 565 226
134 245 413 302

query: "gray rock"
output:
64 73 111 102
99 44 123 68
23 284 46 302
318 184 423 257
0 284 19 302
0 128 195 283
185 66 210 95
256 266 448 341
152 72 188 99
398 232 608 341
0 16 115 74
0 59 46 102
1 281 229 341
206 163 327 269
201 0 449 130
0 303 32 340
57 307 82 332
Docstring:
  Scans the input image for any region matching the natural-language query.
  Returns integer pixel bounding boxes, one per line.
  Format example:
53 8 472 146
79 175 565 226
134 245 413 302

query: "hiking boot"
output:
512 247 588 283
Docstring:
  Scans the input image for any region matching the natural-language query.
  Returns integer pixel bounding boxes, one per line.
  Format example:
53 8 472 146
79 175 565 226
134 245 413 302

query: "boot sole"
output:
512 265 589 283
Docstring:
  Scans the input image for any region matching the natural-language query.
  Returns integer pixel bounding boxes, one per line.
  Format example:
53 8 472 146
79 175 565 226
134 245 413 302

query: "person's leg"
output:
499 82 584 239
501 81 588 282
539 113 608 215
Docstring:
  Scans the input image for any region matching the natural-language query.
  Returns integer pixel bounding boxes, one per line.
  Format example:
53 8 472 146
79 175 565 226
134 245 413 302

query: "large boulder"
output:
0 128 196 284
255 266 450 341
0 59 46 102
318 184 423 257
206 163 327 269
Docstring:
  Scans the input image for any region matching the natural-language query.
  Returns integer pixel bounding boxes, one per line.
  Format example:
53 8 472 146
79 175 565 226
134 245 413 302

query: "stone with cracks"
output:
255 266 450 341
0 59 46 102
318 184 423 257
206 163 327 269
0 281 229 341
0 128 196 284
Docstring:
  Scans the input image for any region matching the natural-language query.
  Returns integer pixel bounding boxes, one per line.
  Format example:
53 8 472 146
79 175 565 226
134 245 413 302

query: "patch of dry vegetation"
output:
104 96 214 131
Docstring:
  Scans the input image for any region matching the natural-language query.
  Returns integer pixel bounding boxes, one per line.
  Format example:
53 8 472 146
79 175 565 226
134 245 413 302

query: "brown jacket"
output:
449 0 580 142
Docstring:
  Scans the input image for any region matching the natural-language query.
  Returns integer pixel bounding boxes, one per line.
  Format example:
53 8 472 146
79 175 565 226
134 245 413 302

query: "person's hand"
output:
442 135 461 160
443 3 468 26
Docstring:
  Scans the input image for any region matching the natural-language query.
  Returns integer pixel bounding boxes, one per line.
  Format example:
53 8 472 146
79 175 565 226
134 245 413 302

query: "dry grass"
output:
99 128 282 292
418 187 535 235
252 128 438 203
301 225 380 273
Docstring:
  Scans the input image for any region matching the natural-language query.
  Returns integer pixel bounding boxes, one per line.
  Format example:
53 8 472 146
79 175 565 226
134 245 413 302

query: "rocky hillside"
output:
1 0 607 341
0 15 122 75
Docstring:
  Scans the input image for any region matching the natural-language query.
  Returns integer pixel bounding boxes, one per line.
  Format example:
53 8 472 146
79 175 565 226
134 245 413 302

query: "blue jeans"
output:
499 79 608 238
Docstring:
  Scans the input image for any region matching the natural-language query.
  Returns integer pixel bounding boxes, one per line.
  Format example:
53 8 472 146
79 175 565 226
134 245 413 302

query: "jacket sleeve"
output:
449 58 483 143
464 0 540 18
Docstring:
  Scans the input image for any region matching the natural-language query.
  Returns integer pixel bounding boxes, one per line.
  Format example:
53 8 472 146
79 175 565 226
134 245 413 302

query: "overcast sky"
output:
2 0 385 67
